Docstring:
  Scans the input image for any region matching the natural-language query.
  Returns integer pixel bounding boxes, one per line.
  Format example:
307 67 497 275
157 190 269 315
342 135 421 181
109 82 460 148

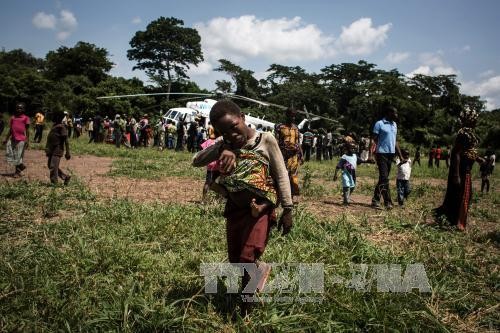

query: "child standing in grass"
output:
396 149 412 206
333 142 360 205
45 112 71 185
480 158 492 193
192 100 293 316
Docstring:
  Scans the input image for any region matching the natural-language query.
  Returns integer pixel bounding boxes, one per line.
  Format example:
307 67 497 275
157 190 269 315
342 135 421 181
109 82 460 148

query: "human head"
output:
345 142 356 154
52 111 65 125
402 149 410 159
15 102 26 115
459 105 478 128
384 105 398 122
285 107 297 124
115 114 120 119
210 99 252 148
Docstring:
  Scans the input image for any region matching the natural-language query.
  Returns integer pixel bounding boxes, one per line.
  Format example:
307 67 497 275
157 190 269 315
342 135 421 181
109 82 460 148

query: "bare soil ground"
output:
0 150 202 204
0 150 494 231
0 150 391 216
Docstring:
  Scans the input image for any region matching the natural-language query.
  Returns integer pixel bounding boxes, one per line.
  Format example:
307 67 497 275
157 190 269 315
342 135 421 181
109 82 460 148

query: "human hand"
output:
277 208 293 236
219 149 236 174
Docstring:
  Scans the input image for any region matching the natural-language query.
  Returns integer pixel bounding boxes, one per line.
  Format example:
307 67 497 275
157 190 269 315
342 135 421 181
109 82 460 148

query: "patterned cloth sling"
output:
218 134 277 205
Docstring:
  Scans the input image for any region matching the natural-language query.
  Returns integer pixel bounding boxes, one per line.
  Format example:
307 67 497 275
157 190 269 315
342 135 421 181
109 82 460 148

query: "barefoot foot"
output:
250 199 269 218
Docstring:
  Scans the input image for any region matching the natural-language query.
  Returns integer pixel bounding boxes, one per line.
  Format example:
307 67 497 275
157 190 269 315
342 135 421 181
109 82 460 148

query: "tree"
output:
214 59 260 99
215 80 232 93
0 49 49 113
127 17 203 99
45 42 113 85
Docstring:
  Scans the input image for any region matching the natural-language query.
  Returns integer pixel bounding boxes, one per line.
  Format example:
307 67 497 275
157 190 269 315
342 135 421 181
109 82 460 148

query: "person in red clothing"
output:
428 147 435 168
435 146 442 168
3 102 30 177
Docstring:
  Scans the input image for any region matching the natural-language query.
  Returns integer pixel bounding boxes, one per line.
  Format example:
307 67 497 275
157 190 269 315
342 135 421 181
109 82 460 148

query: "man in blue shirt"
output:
369 106 405 209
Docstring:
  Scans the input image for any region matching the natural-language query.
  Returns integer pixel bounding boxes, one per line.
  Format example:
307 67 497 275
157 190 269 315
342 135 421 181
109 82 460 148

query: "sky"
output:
1 0 500 110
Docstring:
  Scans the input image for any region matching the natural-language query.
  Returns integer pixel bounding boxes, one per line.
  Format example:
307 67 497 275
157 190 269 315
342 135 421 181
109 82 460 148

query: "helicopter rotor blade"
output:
97 92 213 100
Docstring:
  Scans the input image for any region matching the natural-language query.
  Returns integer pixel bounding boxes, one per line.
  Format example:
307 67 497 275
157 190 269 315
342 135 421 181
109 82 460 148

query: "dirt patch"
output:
302 193 377 219
0 150 203 204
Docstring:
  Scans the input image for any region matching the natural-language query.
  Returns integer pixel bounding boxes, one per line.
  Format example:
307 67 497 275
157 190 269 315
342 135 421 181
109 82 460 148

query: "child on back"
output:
333 142 360 205
396 149 412 206
192 100 293 315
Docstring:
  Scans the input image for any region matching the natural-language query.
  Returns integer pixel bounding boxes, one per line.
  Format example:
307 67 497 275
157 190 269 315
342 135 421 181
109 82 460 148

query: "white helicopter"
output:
97 91 336 130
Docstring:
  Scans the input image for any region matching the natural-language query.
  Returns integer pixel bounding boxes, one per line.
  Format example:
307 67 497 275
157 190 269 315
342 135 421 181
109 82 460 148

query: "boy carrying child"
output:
192 100 293 316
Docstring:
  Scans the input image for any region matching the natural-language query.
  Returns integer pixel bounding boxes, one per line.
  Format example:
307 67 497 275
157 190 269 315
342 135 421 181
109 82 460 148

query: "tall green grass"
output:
1 179 498 331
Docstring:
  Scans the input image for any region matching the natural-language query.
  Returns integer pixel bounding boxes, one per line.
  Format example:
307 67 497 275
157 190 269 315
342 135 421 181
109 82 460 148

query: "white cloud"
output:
32 9 77 41
462 45 471 52
195 15 336 65
132 17 142 25
59 10 77 31
462 75 500 110
479 69 495 79
187 61 213 76
406 52 459 77
386 52 410 64
56 31 71 41
192 16 391 77
32 12 56 29
335 18 391 55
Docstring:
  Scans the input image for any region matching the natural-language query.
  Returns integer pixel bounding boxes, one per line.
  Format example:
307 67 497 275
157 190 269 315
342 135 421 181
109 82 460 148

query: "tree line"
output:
0 16 498 149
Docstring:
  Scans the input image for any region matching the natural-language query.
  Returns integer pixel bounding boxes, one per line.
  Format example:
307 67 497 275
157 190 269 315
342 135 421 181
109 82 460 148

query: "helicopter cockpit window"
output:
170 111 178 119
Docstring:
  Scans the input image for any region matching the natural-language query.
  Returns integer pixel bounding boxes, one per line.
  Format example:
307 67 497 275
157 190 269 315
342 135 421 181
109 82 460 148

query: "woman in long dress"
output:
434 106 484 230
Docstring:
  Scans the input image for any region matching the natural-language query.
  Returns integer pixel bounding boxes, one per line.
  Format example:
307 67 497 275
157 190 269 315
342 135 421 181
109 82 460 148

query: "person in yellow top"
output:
33 109 45 143
275 107 303 204
207 122 216 139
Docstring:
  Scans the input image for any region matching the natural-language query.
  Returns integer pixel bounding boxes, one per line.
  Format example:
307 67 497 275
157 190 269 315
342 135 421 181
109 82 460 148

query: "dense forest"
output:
1 17 498 149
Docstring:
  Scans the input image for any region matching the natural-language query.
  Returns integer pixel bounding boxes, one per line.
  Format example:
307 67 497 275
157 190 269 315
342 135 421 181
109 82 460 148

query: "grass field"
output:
1 134 498 332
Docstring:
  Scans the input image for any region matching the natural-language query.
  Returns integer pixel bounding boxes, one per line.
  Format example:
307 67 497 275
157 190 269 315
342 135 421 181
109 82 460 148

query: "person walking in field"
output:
480 157 492 193
192 100 293 317
275 108 303 204
301 126 314 162
45 112 71 185
435 146 442 168
428 147 435 168
414 146 421 166
112 114 126 148
333 142 362 205
3 102 30 177
434 106 484 231
33 109 45 143
368 105 405 209
396 149 412 206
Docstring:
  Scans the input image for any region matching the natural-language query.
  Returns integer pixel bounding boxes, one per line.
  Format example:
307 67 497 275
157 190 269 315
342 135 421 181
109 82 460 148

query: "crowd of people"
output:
1 102 496 219
0 100 497 318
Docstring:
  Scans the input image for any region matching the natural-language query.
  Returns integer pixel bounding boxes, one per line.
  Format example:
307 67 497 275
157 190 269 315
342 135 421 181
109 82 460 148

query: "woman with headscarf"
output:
434 106 484 230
